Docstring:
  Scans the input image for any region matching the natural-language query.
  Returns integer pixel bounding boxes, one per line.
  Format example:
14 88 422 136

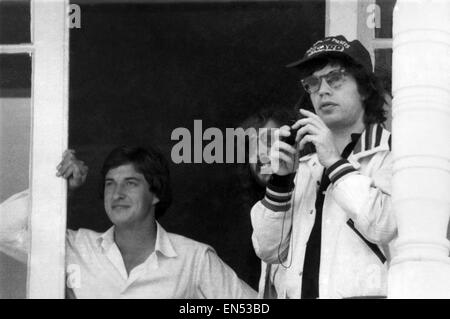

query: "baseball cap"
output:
286 35 373 74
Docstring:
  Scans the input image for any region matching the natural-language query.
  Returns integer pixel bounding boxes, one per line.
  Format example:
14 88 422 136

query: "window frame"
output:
325 0 393 66
0 0 69 299
326 0 394 130
2 0 397 299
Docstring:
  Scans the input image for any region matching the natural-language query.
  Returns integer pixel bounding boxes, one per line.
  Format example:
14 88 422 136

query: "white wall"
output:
0 98 31 202
0 97 30 299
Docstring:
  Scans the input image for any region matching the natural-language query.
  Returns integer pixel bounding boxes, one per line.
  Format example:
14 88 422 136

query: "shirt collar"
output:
350 132 362 142
97 226 115 252
154 222 178 258
96 222 178 259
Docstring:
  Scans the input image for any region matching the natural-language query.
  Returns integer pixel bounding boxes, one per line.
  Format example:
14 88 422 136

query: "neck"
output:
114 216 157 256
330 120 365 154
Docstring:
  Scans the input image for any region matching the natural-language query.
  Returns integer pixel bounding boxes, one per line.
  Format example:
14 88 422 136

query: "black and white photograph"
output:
0 0 449 304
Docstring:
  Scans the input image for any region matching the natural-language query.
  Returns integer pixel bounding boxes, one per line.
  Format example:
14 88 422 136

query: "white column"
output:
388 0 450 298
28 0 69 298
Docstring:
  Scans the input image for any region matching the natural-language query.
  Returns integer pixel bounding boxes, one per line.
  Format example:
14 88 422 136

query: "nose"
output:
316 77 332 96
112 183 126 200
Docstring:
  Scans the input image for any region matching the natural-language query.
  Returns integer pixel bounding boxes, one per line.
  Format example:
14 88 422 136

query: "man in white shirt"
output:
0 145 256 299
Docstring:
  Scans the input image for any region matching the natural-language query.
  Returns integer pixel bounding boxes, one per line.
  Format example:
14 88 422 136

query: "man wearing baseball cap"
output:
251 35 396 299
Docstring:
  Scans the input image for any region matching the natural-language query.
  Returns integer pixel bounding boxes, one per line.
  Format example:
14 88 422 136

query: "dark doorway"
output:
68 0 325 289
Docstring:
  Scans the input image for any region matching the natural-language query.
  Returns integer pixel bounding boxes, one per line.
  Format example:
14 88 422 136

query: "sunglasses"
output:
300 68 348 94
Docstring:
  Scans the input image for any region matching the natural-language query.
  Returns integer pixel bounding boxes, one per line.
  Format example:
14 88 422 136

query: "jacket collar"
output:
299 123 391 164
350 123 391 160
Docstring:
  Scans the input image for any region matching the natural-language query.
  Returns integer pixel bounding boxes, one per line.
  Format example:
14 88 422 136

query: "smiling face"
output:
308 63 365 131
104 163 159 228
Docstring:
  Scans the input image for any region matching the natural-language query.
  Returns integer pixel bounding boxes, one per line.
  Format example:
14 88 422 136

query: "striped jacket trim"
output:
352 123 391 155
325 159 358 184
261 174 295 212
261 198 291 212
326 124 391 184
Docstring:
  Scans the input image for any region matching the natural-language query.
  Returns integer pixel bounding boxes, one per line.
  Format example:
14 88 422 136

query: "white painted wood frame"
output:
27 0 69 299
325 0 393 69
325 0 358 40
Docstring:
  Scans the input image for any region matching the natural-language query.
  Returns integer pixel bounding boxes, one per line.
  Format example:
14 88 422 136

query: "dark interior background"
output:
68 0 325 289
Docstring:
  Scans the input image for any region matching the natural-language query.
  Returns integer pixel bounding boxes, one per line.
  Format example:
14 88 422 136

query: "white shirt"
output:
0 190 256 299
66 223 256 299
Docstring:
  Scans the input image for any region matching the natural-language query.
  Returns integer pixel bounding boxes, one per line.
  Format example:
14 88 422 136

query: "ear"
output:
152 195 160 205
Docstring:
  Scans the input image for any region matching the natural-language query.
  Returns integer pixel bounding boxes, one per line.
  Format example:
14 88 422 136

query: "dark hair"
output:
297 56 387 125
240 107 297 131
240 107 297 169
100 145 172 219
235 106 297 204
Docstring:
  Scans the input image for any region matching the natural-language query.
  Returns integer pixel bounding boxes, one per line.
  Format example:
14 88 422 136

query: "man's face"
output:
249 119 278 186
308 63 365 130
104 163 158 227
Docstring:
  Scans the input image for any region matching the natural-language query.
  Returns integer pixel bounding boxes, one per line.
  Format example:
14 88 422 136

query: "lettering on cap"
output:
306 38 351 57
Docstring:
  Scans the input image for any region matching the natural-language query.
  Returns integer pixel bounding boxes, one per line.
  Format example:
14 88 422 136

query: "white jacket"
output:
251 124 396 299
